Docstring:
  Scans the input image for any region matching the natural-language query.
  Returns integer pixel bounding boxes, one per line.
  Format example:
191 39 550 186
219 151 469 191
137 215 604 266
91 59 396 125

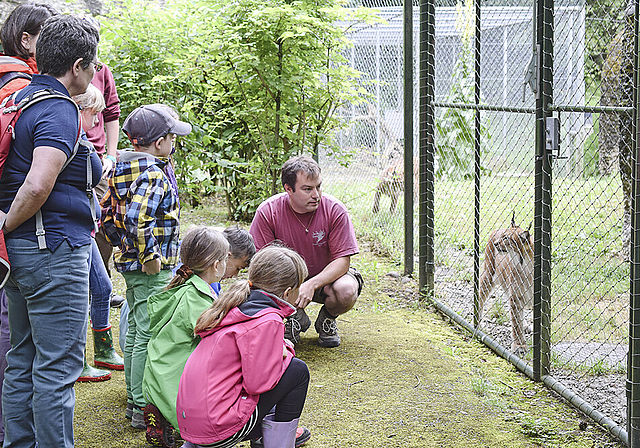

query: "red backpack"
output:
0 89 82 288
0 56 33 102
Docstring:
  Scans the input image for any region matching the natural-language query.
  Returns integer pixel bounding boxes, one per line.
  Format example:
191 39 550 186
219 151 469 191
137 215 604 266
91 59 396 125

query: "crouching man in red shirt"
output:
250 155 364 348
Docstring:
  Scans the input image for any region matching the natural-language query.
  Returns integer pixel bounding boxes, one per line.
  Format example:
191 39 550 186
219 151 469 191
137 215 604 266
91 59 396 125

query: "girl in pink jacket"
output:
177 245 311 448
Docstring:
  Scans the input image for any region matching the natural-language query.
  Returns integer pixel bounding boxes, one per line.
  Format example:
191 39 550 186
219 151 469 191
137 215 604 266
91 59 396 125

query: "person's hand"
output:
295 280 315 309
142 258 161 275
101 157 114 179
283 344 288 358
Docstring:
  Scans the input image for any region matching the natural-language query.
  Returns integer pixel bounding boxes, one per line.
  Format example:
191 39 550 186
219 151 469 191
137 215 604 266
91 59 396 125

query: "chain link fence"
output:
320 0 637 444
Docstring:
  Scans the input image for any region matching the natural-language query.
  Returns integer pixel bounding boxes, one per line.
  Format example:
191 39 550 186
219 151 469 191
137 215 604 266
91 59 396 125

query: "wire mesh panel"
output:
326 4 541 263
425 0 635 438
326 8 418 264
432 3 539 340
548 0 632 429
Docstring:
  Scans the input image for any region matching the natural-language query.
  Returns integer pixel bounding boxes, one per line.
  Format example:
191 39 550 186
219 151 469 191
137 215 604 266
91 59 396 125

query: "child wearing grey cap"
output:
100 104 192 430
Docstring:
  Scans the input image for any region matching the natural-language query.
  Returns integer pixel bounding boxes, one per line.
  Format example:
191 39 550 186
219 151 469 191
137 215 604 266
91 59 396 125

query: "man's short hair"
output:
223 225 256 262
1 3 58 60
281 155 321 191
36 15 99 78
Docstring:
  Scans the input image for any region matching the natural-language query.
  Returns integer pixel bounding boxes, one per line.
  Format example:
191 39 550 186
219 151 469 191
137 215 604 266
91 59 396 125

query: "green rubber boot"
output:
77 351 111 382
93 326 124 370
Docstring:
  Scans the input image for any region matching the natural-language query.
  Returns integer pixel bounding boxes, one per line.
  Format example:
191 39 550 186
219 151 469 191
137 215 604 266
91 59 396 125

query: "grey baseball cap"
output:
122 104 192 146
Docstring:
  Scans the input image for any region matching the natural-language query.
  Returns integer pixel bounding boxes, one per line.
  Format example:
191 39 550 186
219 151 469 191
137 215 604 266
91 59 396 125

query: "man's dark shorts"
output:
312 266 364 303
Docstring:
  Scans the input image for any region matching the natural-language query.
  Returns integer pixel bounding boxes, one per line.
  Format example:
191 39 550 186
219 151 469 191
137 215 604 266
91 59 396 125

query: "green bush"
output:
101 0 378 219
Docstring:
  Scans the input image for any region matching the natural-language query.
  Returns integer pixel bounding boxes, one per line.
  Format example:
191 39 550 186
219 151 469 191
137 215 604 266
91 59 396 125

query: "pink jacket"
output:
176 289 296 445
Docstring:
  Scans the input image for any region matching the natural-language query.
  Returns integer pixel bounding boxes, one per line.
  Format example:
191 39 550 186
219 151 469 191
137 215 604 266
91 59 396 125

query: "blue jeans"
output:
2 239 90 448
89 239 111 330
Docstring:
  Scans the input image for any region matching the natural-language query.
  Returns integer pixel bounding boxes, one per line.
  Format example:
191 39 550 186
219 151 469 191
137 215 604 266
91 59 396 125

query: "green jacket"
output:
143 275 217 430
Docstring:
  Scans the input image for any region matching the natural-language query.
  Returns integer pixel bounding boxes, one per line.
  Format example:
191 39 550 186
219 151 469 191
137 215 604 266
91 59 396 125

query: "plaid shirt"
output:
101 150 179 272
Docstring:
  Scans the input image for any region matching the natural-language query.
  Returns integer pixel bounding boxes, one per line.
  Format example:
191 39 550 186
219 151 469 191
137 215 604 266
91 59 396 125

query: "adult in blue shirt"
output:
0 15 101 448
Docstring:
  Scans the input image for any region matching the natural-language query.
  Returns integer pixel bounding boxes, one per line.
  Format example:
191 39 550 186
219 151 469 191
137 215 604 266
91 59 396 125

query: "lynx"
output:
372 157 419 214
478 216 533 353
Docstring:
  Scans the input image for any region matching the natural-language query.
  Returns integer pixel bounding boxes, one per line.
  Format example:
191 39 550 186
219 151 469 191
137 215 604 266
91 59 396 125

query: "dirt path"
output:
73 242 623 448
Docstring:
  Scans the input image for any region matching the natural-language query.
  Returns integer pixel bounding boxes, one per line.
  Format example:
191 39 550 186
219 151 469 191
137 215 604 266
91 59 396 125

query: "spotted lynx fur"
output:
478 216 533 353
372 157 419 214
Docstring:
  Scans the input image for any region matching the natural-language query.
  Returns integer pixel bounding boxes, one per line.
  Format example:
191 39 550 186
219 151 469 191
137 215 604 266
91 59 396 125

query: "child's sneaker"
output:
131 405 146 430
294 426 311 446
314 305 340 347
284 308 311 344
125 401 134 419
144 403 176 447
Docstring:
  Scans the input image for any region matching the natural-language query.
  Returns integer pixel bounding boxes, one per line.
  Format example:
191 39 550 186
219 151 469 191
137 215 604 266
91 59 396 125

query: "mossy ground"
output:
73 202 624 447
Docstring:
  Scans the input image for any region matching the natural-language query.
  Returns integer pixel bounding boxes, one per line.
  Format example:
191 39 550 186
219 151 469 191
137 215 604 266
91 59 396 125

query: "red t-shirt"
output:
86 63 120 156
250 193 359 278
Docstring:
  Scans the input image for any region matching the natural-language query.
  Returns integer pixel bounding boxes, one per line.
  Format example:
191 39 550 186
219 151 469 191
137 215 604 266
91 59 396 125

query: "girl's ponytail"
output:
195 279 251 333
167 265 195 289
195 244 308 334
165 226 229 290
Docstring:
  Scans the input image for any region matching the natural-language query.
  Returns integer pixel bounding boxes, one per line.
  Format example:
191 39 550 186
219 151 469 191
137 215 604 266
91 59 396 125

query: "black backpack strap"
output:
78 137 98 234
0 72 31 90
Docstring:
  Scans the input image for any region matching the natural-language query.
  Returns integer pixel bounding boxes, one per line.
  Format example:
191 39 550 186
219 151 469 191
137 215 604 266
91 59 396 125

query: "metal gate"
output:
417 0 639 445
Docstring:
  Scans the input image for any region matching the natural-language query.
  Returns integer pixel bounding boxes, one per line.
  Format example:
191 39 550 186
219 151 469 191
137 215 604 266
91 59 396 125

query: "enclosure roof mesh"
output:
341 6 583 40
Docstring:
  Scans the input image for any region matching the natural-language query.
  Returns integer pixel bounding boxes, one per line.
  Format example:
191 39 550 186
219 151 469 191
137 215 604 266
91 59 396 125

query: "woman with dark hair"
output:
0 13 101 447
0 3 57 100
0 2 57 444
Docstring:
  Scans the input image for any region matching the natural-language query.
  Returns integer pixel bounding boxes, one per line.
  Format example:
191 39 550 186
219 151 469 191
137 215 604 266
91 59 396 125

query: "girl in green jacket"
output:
142 226 229 447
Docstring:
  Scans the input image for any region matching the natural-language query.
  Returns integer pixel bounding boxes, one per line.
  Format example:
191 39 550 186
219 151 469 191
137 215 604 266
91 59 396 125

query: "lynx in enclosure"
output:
372 157 419 214
478 216 533 353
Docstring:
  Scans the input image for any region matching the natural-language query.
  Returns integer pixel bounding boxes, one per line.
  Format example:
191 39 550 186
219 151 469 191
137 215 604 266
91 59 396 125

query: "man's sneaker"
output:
314 305 340 347
144 403 175 447
284 309 311 344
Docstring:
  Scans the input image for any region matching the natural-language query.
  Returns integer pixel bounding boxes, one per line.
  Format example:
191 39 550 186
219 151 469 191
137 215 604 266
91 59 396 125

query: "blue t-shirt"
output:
0 74 102 250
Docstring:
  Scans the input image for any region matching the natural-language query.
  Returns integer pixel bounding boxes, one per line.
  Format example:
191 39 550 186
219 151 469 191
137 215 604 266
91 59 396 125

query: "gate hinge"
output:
523 49 538 101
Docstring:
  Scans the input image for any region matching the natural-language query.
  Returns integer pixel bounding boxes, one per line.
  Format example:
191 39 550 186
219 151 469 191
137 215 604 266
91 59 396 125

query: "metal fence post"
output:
628 1 640 446
419 0 435 295
404 0 415 277
472 0 481 328
533 0 553 381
